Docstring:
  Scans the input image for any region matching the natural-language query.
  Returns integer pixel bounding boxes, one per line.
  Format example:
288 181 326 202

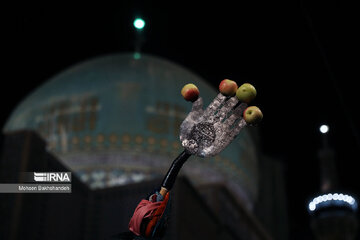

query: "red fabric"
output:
145 192 170 237
128 199 162 236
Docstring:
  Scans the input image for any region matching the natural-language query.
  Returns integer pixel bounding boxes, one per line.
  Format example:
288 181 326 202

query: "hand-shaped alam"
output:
128 79 263 239
160 79 263 196
180 93 248 157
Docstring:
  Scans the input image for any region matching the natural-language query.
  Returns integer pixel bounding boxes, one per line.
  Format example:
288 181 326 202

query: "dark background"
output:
2 1 359 239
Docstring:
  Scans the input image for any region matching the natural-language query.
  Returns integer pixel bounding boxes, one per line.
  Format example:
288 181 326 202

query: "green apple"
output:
219 79 238 96
243 106 263 124
236 83 257 103
181 83 199 102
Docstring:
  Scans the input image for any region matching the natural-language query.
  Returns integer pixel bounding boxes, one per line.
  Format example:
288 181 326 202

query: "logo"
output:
33 172 71 182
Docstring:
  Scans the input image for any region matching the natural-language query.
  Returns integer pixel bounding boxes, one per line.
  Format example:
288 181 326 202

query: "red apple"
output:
181 83 199 102
219 79 238 96
243 106 263 124
236 83 257 103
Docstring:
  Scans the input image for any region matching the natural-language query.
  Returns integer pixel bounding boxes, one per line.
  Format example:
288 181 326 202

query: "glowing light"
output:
327 193 333 200
133 52 141 60
133 18 145 30
320 124 329 134
339 193 344 201
309 202 316 211
308 193 358 212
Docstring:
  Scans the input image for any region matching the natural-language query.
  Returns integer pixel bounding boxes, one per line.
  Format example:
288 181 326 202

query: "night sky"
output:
3 1 359 239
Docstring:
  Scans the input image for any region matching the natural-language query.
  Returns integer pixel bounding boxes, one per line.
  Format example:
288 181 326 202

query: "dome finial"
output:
133 17 146 59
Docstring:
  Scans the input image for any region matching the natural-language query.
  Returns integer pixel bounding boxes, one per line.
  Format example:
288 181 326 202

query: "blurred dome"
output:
4 53 258 205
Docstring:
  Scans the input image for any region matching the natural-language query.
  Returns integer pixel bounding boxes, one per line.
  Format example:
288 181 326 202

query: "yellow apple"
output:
236 83 257 103
243 106 263 124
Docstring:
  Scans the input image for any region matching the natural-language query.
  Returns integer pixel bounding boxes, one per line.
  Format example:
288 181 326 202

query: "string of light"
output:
308 193 357 212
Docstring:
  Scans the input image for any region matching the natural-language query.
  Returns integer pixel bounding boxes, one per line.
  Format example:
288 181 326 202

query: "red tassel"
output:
145 192 170 237
128 199 162 236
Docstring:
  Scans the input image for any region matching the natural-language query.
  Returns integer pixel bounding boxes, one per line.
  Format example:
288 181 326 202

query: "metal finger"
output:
213 96 239 123
224 102 247 126
180 97 204 139
229 118 247 139
191 97 203 112
190 97 204 120
203 93 227 119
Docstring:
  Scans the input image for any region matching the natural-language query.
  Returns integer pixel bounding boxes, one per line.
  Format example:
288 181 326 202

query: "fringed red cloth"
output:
145 192 170 237
129 192 170 237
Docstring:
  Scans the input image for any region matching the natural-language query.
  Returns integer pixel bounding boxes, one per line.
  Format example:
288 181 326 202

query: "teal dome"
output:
4 53 258 205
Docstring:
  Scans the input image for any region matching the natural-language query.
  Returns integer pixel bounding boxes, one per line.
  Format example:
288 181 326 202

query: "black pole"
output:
161 150 192 191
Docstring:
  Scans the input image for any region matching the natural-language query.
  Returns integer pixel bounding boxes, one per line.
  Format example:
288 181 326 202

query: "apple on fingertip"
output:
219 79 238 96
181 83 200 102
243 106 263 125
236 83 257 103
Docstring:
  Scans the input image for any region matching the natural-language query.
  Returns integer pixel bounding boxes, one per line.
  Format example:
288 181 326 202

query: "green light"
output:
133 52 141 60
133 18 145 30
